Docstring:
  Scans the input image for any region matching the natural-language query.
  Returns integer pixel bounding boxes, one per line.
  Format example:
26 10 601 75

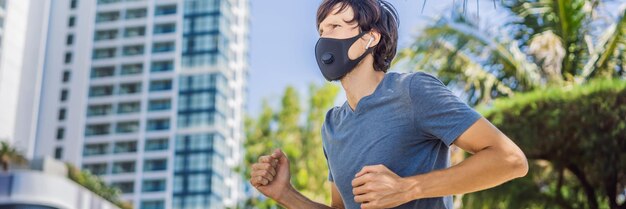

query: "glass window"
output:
83 143 109 156
177 112 214 128
174 155 184 171
87 104 113 117
145 138 169 151
183 16 217 33
147 118 170 131
123 45 144 56
154 23 176 34
114 141 137 153
58 108 66 121
112 161 136 174
211 174 227 199
187 153 209 171
125 8 147 19
82 163 108 175
65 52 72 63
68 16 75 27
187 174 207 192
152 41 175 53
150 60 173 72
54 147 63 159
191 93 215 109
62 71 71 82
155 4 176 16
96 11 120 23
92 48 116 59
124 26 146 38
183 195 205 209
212 154 227 177
118 82 142 94
111 181 134 194
56 128 65 140
184 0 218 14
117 101 141 114
94 29 118 41
89 85 114 97
183 34 217 52
60 89 69 101
148 99 171 111
116 121 139 133
181 54 216 67
120 63 143 75
91 66 115 78
70 0 77 9
213 134 226 155
175 136 186 151
144 159 167 172
97 0 121 5
142 179 166 192
149 80 172 92
66 34 74 45
188 134 211 150
141 200 164 209
173 176 183 193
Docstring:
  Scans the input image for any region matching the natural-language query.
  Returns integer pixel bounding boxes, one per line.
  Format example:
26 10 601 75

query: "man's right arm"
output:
250 149 345 209
276 182 344 209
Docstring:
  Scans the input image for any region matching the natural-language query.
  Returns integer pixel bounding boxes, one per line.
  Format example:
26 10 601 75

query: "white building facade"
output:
0 0 52 158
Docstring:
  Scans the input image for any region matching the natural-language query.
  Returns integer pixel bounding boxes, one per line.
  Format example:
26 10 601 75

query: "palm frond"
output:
581 4 626 80
403 16 542 90
507 0 594 79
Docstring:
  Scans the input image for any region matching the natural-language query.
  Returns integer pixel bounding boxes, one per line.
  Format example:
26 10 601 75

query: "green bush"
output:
66 163 133 209
466 79 626 209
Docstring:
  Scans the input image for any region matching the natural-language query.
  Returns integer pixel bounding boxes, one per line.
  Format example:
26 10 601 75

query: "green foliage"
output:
0 141 27 172
66 163 133 209
471 79 626 209
242 83 341 208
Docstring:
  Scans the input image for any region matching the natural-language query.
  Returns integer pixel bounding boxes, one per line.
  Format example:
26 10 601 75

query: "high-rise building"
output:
0 0 51 158
30 0 249 208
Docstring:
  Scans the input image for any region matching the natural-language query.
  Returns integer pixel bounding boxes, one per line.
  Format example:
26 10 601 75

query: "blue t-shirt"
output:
321 72 482 209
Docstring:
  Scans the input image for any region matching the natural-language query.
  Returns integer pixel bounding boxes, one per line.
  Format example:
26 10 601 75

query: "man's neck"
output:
340 61 385 111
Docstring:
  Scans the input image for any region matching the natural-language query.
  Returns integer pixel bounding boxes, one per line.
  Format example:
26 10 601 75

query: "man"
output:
250 0 528 208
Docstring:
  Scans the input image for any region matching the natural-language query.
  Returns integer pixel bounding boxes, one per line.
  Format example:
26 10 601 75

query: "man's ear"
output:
366 30 382 49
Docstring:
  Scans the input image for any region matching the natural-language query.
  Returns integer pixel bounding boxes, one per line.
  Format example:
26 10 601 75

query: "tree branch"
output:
567 164 599 209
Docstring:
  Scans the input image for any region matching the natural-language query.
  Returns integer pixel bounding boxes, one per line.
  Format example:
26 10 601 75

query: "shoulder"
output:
408 71 446 89
406 71 451 99
386 71 445 92
385 71 448 100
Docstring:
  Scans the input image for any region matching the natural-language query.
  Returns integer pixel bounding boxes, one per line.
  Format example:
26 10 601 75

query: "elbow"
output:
508 150 529 178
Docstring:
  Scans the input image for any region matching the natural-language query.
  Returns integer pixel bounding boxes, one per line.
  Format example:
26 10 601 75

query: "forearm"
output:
405 147 527 200
277 186 337 209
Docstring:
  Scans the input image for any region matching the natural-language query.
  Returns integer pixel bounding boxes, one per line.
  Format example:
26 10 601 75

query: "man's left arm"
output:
352 117 529 209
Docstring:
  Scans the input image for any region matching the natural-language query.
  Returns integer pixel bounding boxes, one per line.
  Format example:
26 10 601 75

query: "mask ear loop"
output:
365 36 374 49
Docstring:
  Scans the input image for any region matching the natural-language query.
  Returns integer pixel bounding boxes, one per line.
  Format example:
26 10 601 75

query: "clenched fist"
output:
250 149 292 201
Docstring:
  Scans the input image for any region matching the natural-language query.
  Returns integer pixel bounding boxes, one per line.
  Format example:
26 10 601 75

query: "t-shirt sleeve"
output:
323 147 333 182
409 72 482 146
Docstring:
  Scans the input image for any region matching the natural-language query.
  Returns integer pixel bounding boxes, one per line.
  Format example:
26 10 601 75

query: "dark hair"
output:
316 0 399 72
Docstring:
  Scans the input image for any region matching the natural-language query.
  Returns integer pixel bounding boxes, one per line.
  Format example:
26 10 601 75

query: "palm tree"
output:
395 0 626 208
396 0 626 106
0 141 28 172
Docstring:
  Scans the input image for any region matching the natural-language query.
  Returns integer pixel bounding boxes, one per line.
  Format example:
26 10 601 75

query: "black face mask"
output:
315 31 374 81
